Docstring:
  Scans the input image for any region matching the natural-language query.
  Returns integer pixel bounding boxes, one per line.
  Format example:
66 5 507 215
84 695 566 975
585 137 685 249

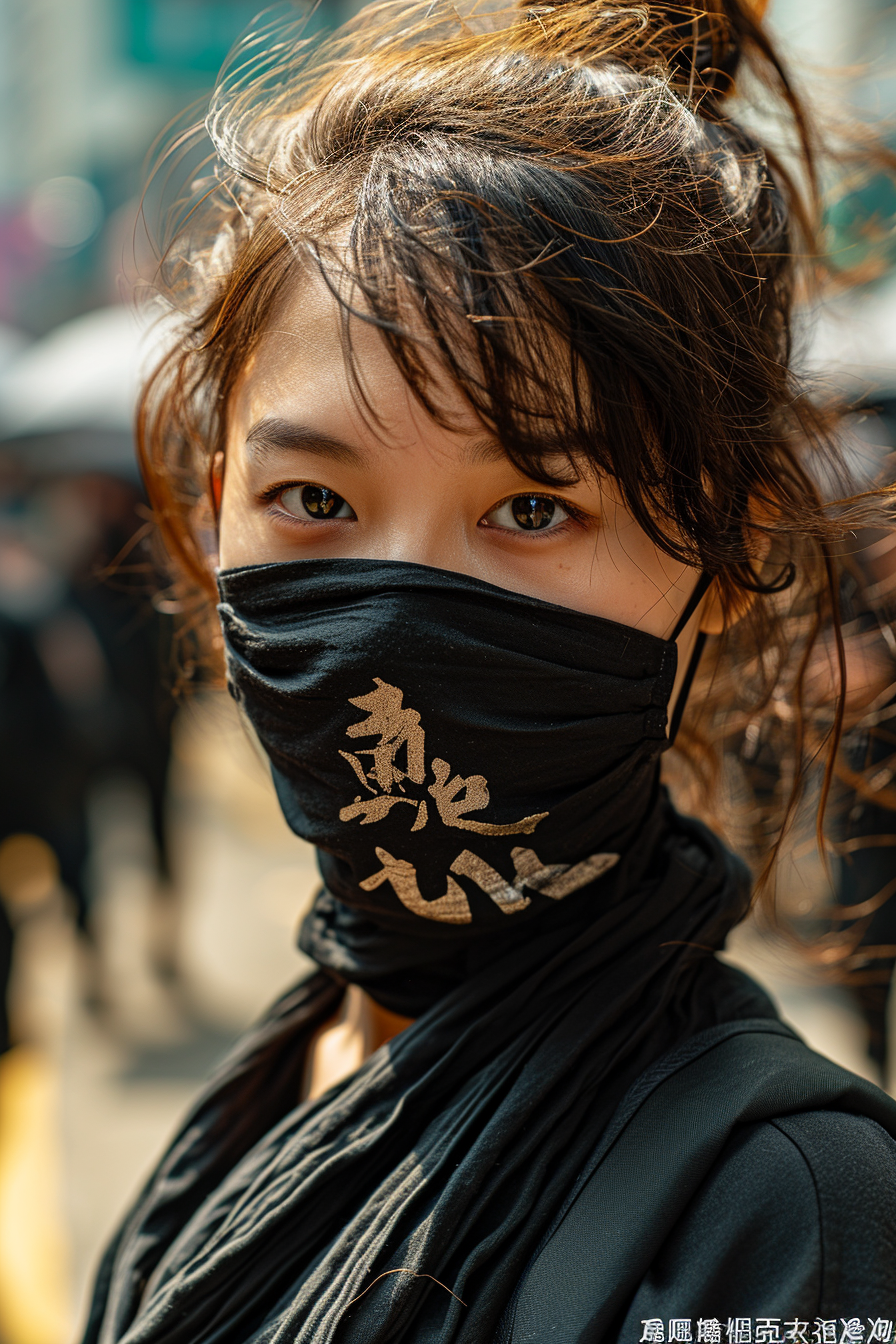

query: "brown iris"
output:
511 495 556 530
300 485 346 517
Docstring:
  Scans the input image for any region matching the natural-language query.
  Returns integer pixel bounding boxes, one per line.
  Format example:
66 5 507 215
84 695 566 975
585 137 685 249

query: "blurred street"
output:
0 693 321 1343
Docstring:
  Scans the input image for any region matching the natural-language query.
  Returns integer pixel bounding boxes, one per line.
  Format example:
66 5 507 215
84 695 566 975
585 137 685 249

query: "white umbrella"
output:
801 277 896 396
0 304 173 439
0 304 176 473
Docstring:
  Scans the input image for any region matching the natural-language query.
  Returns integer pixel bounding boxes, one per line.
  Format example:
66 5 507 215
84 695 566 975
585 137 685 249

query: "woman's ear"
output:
211 451 225 514
700 494 776 634
698 574 764 636
698 579 727 636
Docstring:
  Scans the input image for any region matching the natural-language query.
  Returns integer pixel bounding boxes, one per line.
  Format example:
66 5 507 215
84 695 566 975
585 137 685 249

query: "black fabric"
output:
81 839 767 1344
618 1110 896 1327
218 558 679 1015
500 1021 896 1342
773 1110 896 1314
624 1119 825 1319
82 558 887 1344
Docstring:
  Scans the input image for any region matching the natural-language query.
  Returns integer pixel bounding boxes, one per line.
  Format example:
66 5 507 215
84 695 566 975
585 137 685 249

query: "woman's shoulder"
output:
502 1025 896 1344
770 1103 896 1203
767 1109 896 1307
621 1109 896 1328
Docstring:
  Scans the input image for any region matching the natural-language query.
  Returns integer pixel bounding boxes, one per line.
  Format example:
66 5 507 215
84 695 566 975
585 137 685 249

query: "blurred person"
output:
0 603 71 1053
37 471 176 917
0 296 185 1020
0 459 176 1013
0 468 93 996
78 2 896 1339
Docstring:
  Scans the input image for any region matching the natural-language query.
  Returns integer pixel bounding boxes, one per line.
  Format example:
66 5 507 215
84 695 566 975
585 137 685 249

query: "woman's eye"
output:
485 494 569 533
279 484 354 520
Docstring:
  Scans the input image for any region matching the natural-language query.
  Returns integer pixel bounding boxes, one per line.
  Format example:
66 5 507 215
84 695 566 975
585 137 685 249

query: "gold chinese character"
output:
339 679 550 837
339 678 425 794
360 844 619 923
451 846 619 913
339 796 429 830
359 846 472 924
428 758 547 835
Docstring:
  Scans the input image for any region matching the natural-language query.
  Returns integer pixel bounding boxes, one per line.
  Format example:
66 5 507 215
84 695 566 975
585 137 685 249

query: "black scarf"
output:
82 561 768 1344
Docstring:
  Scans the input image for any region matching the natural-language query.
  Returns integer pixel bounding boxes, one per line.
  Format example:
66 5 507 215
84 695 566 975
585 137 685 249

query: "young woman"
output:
84 2 896 1340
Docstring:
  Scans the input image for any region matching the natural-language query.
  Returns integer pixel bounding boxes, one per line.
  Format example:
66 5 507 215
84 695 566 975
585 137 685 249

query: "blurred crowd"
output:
2 2 896 1342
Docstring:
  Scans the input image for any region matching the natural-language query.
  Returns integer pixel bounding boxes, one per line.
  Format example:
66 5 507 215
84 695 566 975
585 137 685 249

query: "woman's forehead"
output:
239 251 582 443
238 254 502 432
230 286 615 507
233 266 491 462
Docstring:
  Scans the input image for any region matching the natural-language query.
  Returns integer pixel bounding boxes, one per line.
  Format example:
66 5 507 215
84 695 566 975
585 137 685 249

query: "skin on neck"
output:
303 987 413 1101
216 265 728 1097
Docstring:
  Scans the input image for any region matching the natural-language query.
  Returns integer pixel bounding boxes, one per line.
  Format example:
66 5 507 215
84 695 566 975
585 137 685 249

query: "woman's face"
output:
218 268 711 664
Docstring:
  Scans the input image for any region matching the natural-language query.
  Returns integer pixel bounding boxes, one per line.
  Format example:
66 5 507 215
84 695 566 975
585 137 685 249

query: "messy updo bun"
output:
521 1 762 102
137 0 896 935
570 1 761 100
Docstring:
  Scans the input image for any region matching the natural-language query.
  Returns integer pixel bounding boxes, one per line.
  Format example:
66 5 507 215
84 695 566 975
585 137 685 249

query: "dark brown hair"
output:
137 0 896 937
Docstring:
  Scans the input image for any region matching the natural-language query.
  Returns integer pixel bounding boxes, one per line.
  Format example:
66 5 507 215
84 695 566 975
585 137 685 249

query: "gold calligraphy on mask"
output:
360 845 620 924
338 678 547 835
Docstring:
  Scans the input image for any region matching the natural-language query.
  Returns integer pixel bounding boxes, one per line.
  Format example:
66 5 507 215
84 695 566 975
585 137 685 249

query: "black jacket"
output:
500 1021 896 1342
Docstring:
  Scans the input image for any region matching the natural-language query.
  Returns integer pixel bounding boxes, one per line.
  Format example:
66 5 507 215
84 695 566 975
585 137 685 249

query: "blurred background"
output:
0 2 895 1342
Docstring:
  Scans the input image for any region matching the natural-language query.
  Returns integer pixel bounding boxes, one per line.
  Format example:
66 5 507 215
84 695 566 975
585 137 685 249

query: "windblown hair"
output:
137 0 896 946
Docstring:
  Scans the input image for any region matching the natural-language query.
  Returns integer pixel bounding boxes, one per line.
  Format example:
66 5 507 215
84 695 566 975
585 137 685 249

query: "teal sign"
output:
127 0 273 72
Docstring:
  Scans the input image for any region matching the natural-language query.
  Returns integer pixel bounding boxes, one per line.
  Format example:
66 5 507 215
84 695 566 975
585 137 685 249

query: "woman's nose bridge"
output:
369 455 471 569
376 512 465 569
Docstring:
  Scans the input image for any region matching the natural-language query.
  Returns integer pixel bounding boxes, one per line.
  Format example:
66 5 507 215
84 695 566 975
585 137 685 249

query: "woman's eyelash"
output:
259 480 308 503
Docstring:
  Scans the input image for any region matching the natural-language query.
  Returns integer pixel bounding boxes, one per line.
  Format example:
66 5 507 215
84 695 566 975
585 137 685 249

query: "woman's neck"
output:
303 985 414 1102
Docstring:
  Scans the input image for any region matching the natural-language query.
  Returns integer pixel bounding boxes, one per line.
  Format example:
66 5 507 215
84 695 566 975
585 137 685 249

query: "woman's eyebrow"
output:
245 417 364 467
463 436 506 466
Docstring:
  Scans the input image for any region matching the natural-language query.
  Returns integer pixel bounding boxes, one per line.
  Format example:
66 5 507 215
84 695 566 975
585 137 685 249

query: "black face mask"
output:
218 558 708 973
